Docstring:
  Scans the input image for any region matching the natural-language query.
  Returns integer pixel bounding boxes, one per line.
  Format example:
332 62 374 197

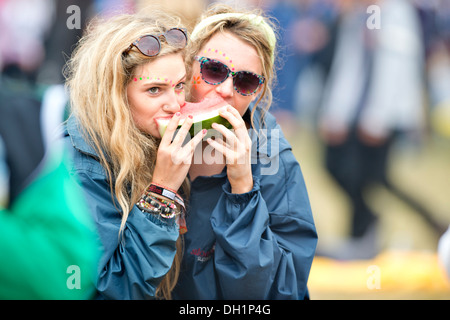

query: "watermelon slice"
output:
155 96 232 138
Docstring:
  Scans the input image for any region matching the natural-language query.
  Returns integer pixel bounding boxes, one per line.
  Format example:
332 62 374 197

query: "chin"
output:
138 124 159 139
149 129 161 139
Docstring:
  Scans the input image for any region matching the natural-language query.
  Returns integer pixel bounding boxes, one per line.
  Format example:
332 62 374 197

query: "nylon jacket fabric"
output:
173 108 317 299
63 117 179 300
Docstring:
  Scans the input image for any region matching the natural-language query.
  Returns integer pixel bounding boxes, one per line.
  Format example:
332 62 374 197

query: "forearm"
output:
211 177 316 299
97 206 179 299
76 170 180 300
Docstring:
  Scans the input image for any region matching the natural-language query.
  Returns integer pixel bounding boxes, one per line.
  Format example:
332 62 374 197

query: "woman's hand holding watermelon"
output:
152 111 207 192
207 105 253 194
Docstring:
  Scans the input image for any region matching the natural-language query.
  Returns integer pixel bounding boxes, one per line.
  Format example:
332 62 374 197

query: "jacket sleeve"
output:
210 149 317 299
75 169 179 300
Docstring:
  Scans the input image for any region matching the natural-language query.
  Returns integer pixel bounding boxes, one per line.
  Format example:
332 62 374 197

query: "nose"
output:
214 76 234 98
163 91 183 114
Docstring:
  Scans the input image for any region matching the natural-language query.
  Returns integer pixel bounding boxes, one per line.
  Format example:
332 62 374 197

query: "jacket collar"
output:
245 104 291 158
66 115 100 160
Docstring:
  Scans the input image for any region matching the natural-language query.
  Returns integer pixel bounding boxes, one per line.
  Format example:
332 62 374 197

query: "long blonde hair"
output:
64 11 187 300
186 4 278 127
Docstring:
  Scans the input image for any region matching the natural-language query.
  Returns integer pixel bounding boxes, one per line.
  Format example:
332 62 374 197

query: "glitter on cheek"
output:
191 75 202 89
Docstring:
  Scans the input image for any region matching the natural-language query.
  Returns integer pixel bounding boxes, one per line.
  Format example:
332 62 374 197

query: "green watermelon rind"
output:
157 110 232 138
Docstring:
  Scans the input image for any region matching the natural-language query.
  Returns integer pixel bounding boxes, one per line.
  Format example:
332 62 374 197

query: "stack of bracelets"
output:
136 183 185 220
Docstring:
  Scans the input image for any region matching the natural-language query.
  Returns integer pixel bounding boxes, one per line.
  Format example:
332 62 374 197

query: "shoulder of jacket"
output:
62 128 106 178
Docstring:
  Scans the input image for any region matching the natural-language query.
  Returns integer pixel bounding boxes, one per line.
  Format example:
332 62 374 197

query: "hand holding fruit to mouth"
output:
207 105 253 194
152 112 207 192
155 96 232 138
154 97 253 194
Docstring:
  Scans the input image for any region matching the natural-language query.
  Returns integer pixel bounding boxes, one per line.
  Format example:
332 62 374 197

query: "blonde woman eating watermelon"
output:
63 11 207 300
172 4 318 299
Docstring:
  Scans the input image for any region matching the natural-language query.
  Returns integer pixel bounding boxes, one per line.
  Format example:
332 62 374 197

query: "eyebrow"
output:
147 81 171 87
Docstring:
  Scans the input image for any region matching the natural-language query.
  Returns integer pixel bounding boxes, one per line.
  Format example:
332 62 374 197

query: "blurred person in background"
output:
266 0 337 137
317 0 443 260
416 0 450 140
38 0 93 85
418 0 450 284
0 0 99 298
215 0 337 137
0 99 99 299
0 0 53 84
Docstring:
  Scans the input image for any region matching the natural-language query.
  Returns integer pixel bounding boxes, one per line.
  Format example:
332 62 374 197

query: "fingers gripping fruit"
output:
155 96 232 137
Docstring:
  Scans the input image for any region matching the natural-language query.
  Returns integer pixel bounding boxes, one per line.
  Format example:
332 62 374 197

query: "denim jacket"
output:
63 116 179 300
172 108 318 299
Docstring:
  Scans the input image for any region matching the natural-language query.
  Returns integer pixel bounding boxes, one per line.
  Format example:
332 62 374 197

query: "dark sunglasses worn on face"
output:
194 56 265 96
123 28 188 57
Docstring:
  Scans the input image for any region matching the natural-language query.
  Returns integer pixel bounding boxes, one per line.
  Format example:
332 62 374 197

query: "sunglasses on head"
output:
195 56 265 96
123 28 188 57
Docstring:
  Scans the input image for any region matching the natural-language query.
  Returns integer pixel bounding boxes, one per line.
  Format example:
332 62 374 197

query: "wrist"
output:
229 174 253 194
148 182 178 199
150 174 181 193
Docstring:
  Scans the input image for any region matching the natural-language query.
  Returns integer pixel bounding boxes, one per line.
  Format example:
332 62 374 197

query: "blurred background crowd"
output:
1 0 449 299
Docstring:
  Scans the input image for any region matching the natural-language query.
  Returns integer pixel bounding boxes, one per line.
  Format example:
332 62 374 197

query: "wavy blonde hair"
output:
185 4 278 127
64 11 187 300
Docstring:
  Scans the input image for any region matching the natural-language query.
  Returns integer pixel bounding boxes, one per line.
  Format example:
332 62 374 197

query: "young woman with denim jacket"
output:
63 11 206 300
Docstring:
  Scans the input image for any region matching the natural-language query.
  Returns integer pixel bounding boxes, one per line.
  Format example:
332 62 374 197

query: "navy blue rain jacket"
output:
63 117 179 299
173 108 317 299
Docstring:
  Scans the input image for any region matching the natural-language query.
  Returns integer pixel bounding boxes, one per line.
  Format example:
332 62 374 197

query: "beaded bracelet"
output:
146 183 186 209
137 183 188 234
136 201 176 219
136 194 179 219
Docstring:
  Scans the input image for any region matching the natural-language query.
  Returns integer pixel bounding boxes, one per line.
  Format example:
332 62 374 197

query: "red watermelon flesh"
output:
155 96 232 137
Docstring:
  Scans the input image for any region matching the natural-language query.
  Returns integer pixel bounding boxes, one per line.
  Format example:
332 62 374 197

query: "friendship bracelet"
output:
147 183 176 201
137 183 188 234
136 195 179 219
143 194 178 213
147 183 186 212
138 204 176 219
